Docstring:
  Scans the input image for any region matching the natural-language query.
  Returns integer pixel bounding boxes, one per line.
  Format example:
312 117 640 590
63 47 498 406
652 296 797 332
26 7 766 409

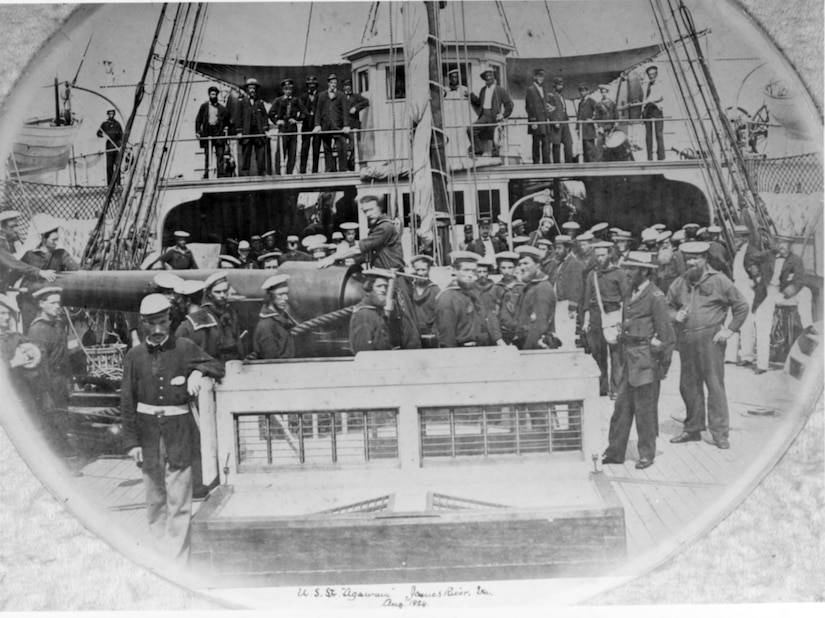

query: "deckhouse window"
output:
386 65 406 100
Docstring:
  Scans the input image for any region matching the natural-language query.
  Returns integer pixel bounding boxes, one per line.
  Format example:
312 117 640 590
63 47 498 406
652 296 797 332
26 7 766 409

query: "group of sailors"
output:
186 61 665 180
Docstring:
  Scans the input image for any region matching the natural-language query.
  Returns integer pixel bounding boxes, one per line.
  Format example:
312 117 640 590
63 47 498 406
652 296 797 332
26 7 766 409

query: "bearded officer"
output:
435 251 504 348
602 251 675 469
121 294 224 561
253 274 298 359
667 241 748 449
350 268 394 353
513 245 557 349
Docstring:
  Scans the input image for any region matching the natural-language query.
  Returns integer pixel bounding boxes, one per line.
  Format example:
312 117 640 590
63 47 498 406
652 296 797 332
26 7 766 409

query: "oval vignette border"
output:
0 0 822 612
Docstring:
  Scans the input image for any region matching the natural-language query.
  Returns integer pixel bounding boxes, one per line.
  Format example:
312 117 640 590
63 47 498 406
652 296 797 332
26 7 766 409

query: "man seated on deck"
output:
318 194 421 350
667 242 748 450
435 251 505 348
349 268 394 353
121 293 224 562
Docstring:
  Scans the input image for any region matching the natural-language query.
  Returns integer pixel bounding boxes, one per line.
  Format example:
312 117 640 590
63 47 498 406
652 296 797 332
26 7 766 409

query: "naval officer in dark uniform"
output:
253 274 298 359
121 294 224 561
667 241 749 449
602 251 675 469
160 231 198 270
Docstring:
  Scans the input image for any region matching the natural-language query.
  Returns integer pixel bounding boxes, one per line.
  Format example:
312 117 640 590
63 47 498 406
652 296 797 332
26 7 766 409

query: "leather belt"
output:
136 403 189 417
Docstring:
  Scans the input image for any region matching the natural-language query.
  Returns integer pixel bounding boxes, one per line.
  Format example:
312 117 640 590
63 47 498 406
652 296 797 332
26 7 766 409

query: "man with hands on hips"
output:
121 294 224 561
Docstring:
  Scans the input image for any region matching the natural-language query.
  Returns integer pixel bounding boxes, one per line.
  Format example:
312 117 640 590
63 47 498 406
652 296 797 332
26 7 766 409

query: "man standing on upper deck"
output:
469 67 513 157
269 79 305 175
525 68 553 165
313 73 350 173
667 242 748 449
549 77 574 163
444 68 470 100
576 84 599 162
642 65 665 161
97 109 123 186
121 293 224 561
235 77 270 176
342 78 370 171
195 86 231 179
299 75 322 174
319 195 420 349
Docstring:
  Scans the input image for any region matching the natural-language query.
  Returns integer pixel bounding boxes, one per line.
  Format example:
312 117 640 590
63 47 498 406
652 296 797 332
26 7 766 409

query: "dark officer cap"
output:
306 75 318 84
281 79 294 88
342 78 353 86
534 68 545 77
327 73 338 82
208 86 219 94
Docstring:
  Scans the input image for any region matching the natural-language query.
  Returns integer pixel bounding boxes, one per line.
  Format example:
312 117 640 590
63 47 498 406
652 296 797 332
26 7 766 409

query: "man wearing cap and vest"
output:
469 67 513 157
195 86 232 179
435 252 504 348
342 78 370 171
27 287 80 469
19 215 78 331
160 231 198 270
313 73 350 173
642 65 665 161
97 109 123 186
235 77 270 176
549 77 574 163
299 75 322 174
580 241 629 397
253 275 298 359
0 210 57 294
552 235 584 347
667 242 748 449
350 269 395 353
122 293 224 561
514 246 557 349
175 273 244 364
269 79 306 175
409 255 440 346
601 251 674 470
525 68 553 165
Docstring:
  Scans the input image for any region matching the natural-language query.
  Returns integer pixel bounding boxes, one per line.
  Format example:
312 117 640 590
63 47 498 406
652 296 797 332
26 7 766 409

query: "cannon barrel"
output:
47 263 363 318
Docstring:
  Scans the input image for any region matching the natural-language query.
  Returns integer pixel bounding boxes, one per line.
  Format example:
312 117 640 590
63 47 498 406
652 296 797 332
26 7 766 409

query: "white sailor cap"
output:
139 293 171 316
410 254 434 265
495 251 520 264
592 241 614 250
204 272 229 290
623 251 658 269
173 230 190 239
0 210 21 224
257 251 282 263
561 221 580 231
590 222 609 234
261 274 290 291
707 225 722 234
153 272 183 291
32 213 60 236
262 230 276 239
515 245 543 262
174 279 207 297
657 231 673 243
450 251 480 265
302 234 327 249
331 231 344 241
32 286 63 300
680 241 711 255
218 255 241 267
641 228 659 243
476 257 496 270
286 235 300 243
340 222 359 231
650 223 667 231
554 234 574 245
672 230 686 242
536 238 553 248
512 235 531 246
238 240 251 250
576 231 594 242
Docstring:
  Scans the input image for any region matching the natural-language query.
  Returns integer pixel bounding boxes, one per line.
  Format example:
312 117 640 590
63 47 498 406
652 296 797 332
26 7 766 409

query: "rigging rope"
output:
543 1 562 57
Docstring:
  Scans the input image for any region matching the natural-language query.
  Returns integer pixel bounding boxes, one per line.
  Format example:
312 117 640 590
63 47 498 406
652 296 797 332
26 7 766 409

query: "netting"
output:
745 153 824 195
1 179 119 229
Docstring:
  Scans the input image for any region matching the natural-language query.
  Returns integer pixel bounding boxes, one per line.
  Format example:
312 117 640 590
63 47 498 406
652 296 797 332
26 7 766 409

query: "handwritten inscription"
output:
297 584 493 608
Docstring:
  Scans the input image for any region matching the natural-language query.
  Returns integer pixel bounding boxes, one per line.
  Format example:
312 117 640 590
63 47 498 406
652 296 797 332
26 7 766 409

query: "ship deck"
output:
69 357 812 600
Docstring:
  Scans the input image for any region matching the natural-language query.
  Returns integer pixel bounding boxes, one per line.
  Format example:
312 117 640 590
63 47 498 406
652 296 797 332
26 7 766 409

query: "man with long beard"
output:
175 272 243 364
667 242 748 449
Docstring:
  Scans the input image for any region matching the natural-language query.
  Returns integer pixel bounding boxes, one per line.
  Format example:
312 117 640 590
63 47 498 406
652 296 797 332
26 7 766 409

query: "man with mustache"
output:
666 242 748 450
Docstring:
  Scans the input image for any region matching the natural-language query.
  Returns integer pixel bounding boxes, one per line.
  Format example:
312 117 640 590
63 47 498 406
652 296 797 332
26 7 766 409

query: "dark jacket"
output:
471 84 514 119
466 236 505 258
299 89 320 131
175 303 243 363
268 95 306 133
195 101 231 145
349 302 391 353
358 216 405 270
555 252 584 307
343 92 370 130
515 274 556 349
234 95 270 141
435 284 500 347
525 82 551 135
160 246 198 270
621 281 675 387
577 96 599 140
120 336 224 467
314 89 350 131
0 232 41 292
253 307 297 359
